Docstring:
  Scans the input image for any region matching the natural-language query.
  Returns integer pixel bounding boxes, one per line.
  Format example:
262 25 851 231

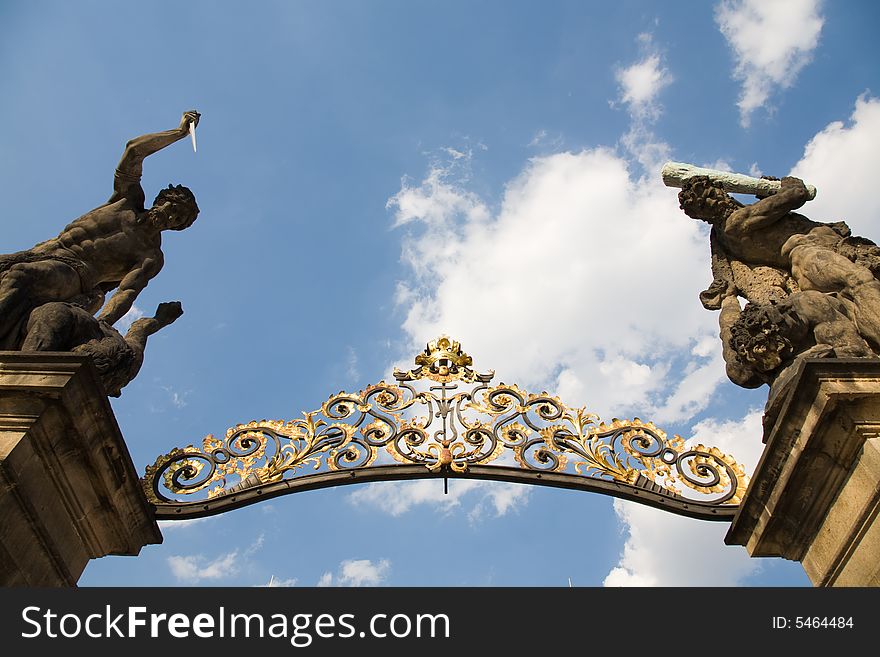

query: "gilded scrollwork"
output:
143 337 749 513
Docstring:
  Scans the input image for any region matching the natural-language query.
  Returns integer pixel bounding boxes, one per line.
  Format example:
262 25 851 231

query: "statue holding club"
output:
663 162 880 426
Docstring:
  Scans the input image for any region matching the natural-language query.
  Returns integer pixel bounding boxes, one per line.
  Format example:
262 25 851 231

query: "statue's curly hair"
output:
72 337 137 397
728 302 798 372
152 184 199 229
678 175 742 223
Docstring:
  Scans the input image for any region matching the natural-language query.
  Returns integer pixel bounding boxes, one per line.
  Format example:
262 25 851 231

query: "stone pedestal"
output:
0 353 161 586
726 358 880 586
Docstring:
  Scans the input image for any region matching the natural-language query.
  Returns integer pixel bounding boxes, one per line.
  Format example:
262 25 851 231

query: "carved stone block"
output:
0 353 161 586
725 358 880 586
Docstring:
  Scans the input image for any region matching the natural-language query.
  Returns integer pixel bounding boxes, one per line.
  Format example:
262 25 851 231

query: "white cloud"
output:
789 94 880 237
351 479 461 516
704 159 733 173
346 345 360 381
471 482 525 519
444 147 468 160
715 0 824 127
529 129 548 147
614 33 674 173
651 347 727 424
166 534 264 583
168 551 240 582
387 159 490 231
604 407 765 586
620 126 673 174
528 129 563 151
603 498 759 586
349 478 531 522
340 558 390 586
161 384 190 408
688 407 766 475
246 533 265 555
692 335 717 358
157 517 212 532
388 147 720 421
317 559 391 587
616 52 672 121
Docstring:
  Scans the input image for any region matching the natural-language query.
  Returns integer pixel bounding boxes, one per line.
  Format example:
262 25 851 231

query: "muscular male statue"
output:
679 175 880 351
0 110 201 349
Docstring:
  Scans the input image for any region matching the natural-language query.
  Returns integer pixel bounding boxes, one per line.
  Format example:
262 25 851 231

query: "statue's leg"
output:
22 302 107 353
21 303 76 350
0 261 83 343
791 245 880 350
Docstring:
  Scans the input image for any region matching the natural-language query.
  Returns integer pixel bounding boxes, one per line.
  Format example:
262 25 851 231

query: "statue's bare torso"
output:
31 200 163 288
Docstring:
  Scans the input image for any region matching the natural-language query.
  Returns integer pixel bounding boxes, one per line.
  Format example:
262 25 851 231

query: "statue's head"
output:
728 302 801 374
678 176 742 223
150 184 199 231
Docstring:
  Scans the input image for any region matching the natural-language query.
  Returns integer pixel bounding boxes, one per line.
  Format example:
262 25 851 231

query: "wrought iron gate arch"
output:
143 337 749 522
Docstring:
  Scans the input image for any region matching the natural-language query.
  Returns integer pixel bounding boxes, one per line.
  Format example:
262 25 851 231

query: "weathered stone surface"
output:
804 436 880 585
0 353 161 586
725 358 880 586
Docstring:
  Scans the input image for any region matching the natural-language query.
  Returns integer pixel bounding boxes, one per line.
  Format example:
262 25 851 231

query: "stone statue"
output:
663 162 880 427
22 301 184 397
0 110 200 348
0 111 200 395
719 291 874 427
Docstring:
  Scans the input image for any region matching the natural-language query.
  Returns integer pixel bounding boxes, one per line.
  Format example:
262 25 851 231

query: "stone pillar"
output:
0 353 161 586
726 358 880 586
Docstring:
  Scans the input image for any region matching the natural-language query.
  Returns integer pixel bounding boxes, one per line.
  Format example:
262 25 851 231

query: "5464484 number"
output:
795 617 853 629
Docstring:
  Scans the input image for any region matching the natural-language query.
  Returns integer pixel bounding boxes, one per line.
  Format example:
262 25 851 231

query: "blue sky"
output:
3 0 880 587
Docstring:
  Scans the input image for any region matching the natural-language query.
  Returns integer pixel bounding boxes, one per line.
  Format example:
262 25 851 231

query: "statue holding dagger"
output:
663 162 880 426
0 111 200 394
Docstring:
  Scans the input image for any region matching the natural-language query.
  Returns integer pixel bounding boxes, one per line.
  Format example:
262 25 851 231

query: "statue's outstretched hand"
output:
778 176 811 203
154 301 184 326
780 176 807 190
699 278 734 310
179 110 200 132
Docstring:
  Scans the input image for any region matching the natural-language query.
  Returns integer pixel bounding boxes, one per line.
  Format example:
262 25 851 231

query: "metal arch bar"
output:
151 464 738 522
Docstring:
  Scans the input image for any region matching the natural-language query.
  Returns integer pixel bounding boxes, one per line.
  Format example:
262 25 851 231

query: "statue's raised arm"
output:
110 110 200 208
722 177 812 240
